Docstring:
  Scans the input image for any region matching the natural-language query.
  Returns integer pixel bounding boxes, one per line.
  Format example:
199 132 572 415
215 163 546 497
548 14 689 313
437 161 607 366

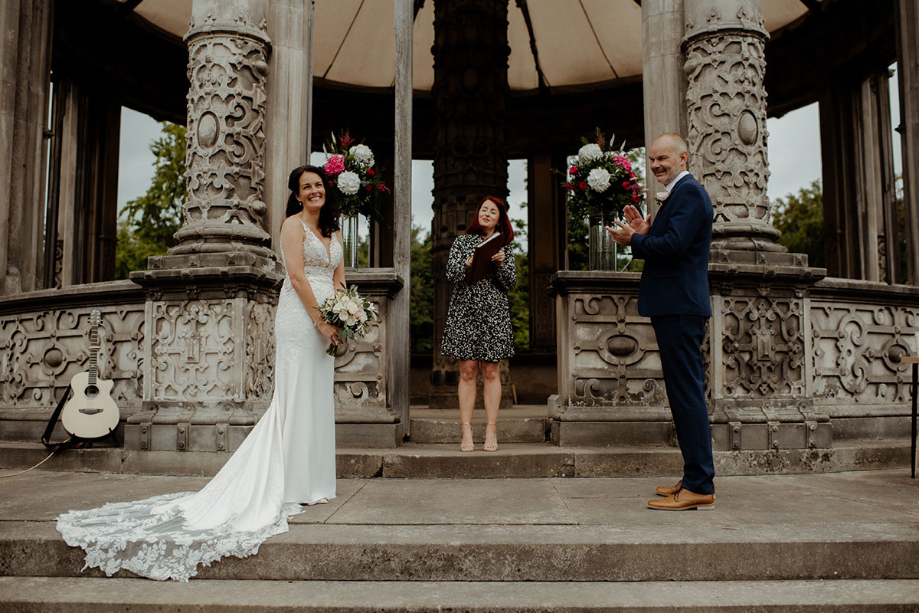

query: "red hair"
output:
466 196 514 247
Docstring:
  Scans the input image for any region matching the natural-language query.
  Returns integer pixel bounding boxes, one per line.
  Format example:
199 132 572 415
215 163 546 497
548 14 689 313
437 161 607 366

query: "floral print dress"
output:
440 234 516 362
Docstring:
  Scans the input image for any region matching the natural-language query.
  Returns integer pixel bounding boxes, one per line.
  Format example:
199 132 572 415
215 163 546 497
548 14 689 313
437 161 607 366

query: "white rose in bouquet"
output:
578 143 603 164
587 168 611 193
350 144 374 167
337 171 361 195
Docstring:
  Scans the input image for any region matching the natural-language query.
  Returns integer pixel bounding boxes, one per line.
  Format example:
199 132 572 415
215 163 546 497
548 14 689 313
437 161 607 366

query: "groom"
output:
606 132 715 511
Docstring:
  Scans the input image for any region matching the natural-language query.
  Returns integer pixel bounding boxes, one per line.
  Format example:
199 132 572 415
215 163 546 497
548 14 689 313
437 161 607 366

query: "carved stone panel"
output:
0 305 145 411
552 273 670 421
810 300 919 412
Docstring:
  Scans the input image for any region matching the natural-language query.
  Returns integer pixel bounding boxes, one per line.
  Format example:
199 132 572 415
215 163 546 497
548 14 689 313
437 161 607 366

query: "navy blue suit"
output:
630 174 715 495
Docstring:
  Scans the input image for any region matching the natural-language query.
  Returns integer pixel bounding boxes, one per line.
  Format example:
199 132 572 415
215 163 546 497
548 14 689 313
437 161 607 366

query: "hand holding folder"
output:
466 232 503 285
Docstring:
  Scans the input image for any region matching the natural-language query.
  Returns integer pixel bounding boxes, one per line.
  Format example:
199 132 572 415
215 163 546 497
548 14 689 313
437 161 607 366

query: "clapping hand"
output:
605 205 650 246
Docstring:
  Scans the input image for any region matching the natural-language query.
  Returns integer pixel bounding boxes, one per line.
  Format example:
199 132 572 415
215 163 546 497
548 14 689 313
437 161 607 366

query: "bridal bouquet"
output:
315 285 380 356
560 129 644 220
323 130 389 221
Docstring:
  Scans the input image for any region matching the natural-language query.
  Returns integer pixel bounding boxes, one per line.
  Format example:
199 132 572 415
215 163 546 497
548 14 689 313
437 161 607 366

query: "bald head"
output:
649 133 689 186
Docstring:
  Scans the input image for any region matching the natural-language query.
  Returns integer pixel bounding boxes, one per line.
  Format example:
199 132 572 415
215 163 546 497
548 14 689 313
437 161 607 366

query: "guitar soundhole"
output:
84 385 100 399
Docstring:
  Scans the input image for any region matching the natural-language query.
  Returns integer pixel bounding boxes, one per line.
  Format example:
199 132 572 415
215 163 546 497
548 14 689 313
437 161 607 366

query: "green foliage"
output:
115 122 186 278
114 220 170 280
772 180 825 269
508 209 530 350
410 226 435 352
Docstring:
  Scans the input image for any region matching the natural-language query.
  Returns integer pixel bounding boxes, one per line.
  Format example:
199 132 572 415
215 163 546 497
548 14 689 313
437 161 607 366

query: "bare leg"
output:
458 360 478 451
481 361 501 451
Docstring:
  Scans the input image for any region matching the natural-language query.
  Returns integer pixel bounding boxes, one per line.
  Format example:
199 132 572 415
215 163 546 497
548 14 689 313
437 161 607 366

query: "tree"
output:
410 225 435 352
508 208 530 350
772 180 825 268
115 122 186 277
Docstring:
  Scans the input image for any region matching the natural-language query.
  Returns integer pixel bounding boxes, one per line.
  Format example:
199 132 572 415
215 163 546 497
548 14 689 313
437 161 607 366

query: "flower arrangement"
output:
323 130 389 220
560 129 644 220
315 285 380 356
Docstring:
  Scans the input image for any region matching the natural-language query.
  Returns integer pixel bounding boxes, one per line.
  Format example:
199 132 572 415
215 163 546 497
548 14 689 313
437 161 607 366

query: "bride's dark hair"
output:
285 165 341 237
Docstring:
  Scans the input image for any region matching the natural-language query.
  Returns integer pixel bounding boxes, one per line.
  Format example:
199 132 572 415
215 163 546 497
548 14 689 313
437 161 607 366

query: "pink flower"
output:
569 166 579 175
367 168 375 176
622 181 630 189
323 155 345 177
365 185 373 191
378 184 390 193
612 155 632 172
579 181 588 191
632 194 640 203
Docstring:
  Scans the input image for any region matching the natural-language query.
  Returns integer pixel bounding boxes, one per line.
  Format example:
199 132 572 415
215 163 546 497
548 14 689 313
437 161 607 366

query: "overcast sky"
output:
117 68 903 243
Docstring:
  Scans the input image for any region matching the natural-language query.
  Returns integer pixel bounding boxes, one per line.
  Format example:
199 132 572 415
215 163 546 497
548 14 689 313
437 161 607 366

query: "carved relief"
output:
811 302 918 406
176 32 272 251
150 300 237 401
563 292 667 409
334 296 387 409
0 307 145 409
684 32 771 230
246 301 275 399
720 295 806 399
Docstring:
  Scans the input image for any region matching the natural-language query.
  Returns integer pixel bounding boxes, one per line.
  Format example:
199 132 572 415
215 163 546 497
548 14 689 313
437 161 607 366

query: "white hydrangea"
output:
350 144 374 167
337 171 361 195
586 168 611 193
577 143 603 164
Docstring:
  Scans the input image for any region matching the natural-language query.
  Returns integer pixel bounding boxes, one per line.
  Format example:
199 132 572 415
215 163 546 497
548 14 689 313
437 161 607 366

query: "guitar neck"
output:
88 324 99 386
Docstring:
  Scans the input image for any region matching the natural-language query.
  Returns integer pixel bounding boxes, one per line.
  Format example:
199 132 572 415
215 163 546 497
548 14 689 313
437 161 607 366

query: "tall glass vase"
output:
588 213 617 270
342 214 360 269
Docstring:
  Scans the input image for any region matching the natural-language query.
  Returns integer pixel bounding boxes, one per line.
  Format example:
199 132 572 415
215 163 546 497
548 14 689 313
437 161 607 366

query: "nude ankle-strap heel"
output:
460 422 474 452
484 422 498 452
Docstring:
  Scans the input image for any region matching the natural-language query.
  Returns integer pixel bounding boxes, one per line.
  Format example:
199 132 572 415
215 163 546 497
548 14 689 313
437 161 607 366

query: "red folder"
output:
467 232 503 285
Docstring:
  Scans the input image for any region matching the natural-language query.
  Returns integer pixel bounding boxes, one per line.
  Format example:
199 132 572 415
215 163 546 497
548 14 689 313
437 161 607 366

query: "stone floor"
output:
1 468 918 611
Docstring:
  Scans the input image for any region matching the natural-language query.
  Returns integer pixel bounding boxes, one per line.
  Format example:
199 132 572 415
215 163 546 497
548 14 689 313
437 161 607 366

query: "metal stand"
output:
904 357 919 479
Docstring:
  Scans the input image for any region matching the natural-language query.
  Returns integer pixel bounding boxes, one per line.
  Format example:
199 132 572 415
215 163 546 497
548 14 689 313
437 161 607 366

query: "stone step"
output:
1 577 918 612
3 521 917 583
0 440 910 479
409 406 550 444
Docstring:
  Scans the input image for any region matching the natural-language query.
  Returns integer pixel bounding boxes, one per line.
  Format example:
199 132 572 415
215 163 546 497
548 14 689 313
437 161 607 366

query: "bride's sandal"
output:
460 422 474 452
484 422 498 452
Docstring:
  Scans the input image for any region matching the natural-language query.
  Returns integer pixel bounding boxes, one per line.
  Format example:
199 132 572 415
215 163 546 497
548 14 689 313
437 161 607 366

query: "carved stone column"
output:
127 0 285 452
683 0 783 255
170 0 275 262
683 0 829 451
429 0 513 409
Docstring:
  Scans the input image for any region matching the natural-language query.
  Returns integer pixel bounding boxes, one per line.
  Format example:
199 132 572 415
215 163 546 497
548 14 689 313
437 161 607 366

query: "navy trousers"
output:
651 315 715 495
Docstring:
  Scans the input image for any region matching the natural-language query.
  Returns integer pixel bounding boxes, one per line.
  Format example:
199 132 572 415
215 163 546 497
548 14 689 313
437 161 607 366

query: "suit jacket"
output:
630 174 713 318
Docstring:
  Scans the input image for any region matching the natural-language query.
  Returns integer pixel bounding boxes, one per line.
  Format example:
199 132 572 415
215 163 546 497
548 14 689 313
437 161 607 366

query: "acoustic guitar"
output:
61 310 120 439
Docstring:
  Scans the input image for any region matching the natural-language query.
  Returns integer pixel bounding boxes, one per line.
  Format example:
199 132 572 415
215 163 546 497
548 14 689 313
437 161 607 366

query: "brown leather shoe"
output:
647 488 715 511
656 480 716 499
656 480 682 497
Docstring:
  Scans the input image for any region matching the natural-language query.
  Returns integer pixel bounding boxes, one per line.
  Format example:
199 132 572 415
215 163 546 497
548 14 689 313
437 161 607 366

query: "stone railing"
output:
549 270 919 450
0 270 405 448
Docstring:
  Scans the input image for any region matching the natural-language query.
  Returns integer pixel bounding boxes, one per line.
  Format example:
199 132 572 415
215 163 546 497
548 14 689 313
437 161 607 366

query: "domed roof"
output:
128 0 809 91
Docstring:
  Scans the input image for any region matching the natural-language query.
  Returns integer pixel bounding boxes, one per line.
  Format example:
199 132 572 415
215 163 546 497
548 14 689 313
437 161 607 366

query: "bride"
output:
56 165 345 581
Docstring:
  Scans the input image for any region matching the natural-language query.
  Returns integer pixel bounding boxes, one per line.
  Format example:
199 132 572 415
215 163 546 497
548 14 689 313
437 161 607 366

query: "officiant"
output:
440 196 517 453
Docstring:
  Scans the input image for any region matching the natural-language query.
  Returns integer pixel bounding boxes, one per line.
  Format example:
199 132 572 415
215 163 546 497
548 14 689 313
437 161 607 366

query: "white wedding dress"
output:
57 218 341 581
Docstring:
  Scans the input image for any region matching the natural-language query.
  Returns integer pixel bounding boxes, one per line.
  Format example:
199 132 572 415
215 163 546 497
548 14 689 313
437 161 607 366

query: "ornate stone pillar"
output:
127 0 285 452
683 0 782 254
429 0 512 409
683 0 829 452
170 0 275 262
896 0 919 286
